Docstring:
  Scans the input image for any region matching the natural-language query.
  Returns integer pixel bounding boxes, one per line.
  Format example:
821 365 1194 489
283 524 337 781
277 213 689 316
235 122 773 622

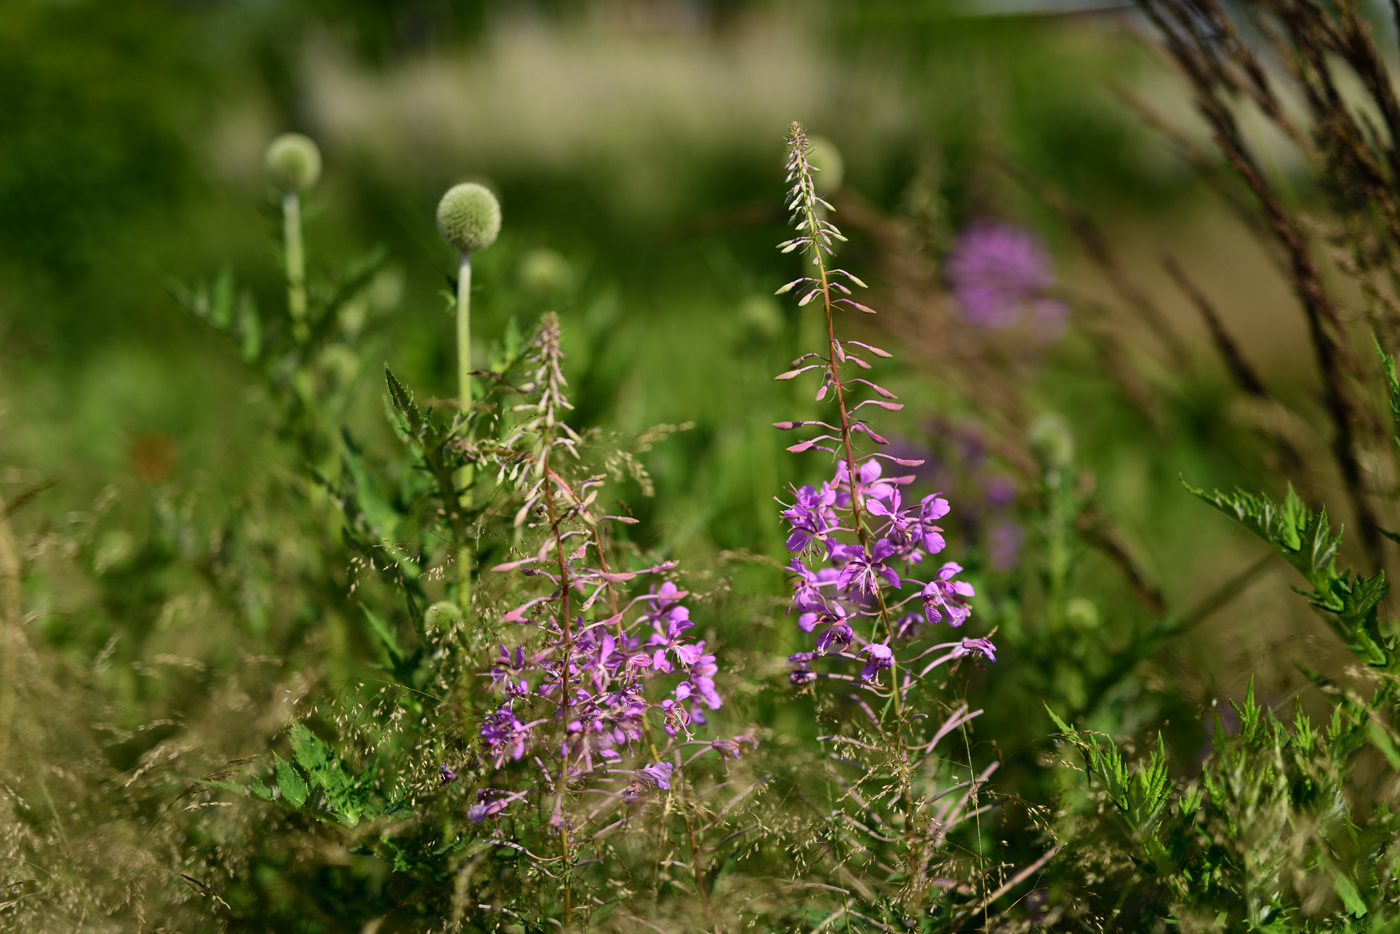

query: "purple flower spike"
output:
772 125 989 710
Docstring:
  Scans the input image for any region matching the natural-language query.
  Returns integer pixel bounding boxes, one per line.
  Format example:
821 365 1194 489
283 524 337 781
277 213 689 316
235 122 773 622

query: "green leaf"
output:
1331 864 1369 917
1374 332 1400 450
362 606 404 664
274 753 308 808
210 268 234 329
1044 704 1073 734
1367 720 1400 771
385 366 425 438
237 297 262 363
288 721 364 828
1182 480 1336 590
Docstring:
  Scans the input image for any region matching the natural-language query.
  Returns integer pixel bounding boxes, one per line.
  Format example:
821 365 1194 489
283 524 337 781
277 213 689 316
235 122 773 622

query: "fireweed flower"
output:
464 315 753 843
946 219 1068 335
772 122 996 694
860 642 894 681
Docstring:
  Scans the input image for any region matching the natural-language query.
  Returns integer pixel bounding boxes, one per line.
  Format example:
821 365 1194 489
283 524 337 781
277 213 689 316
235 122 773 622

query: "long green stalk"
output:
283 191 308 343
457 250 474 610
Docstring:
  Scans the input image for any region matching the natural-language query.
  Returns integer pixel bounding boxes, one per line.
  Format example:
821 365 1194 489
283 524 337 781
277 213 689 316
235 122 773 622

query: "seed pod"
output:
265 133 322 192
437 182 502 254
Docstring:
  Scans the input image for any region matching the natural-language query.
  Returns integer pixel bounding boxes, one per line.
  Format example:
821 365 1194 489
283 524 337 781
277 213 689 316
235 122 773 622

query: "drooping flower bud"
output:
437 182 502 254
264 133 322 192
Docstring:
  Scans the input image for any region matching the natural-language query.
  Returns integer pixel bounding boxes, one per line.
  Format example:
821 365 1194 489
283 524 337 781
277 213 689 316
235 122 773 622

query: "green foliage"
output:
1186 483 1396 670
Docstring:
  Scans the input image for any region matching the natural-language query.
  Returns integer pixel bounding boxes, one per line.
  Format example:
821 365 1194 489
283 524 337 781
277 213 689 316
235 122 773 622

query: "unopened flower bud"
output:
1065 597 1100 629
1028 413 1074 470
425 600 463 630
265 133 322 191
437 182 502 254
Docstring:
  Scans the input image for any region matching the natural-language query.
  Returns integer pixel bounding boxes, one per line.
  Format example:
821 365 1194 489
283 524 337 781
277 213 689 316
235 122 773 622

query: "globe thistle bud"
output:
265 133 322 192
518 247 573 296
1065 597 1100 629
425 601 463 631
437 182 502 254
1028 413 1075 471
807 136 845 196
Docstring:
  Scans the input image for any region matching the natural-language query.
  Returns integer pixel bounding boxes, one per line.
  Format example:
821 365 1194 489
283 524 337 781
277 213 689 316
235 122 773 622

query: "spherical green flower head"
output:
437 183 502 254
265 133 322 191
1028 413 1075 471
518 247 573 296
807 136 845 196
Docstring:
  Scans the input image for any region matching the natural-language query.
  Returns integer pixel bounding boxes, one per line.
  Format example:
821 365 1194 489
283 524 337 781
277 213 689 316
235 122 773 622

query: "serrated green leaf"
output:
274 753 308 808
1044 704 1072 734
1374 332 1400 450
385 366 425 436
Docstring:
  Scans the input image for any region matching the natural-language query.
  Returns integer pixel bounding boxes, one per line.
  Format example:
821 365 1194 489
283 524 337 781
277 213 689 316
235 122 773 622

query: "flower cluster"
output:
465 314 749 826
774 124 997 691
479 579 724 779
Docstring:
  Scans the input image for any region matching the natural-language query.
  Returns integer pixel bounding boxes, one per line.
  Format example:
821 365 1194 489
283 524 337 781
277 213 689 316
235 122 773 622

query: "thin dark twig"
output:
1075 504 1168 615
1144 0 1381 568
1162 255 1268 397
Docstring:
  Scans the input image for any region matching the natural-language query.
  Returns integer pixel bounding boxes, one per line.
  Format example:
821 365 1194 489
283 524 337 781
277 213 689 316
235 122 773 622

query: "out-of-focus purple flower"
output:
439 764 459 785
921 562 975 627
788 651 817 688
892 612 923 642
711 731 758 759
946 220 1067 335
637 761 674 790
983 475 1017 508
468 788 512 823
986 520 1024 572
